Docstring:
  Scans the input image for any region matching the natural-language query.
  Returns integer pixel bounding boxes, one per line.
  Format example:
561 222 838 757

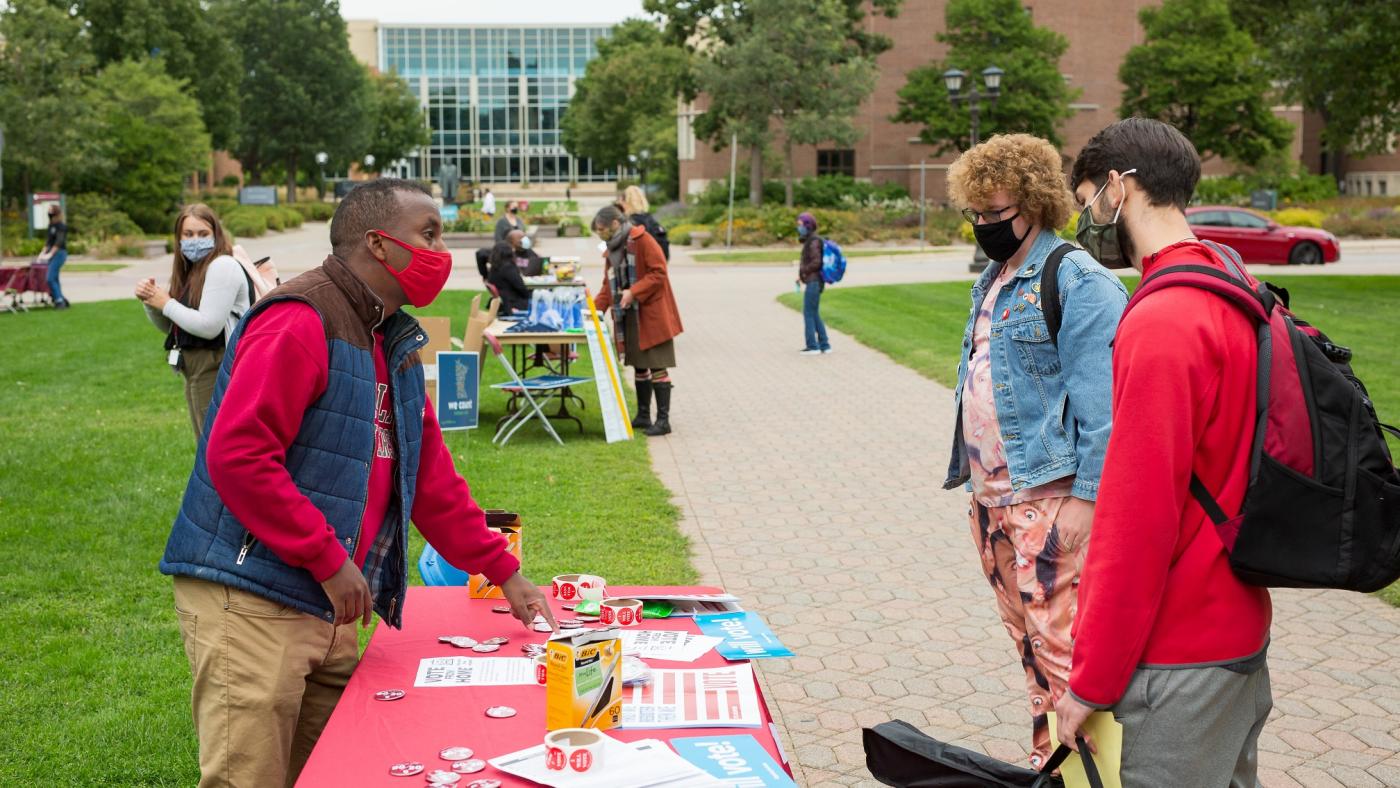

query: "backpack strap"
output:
1039 243 1075 346
1125 263 1273 325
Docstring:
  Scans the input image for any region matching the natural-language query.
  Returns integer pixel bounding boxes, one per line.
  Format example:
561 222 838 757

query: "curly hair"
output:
946 133 1075 231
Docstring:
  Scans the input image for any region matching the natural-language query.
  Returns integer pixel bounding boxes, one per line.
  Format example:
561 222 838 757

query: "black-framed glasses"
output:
962 205 1019 224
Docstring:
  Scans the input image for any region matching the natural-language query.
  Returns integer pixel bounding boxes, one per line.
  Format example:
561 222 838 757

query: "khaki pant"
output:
180 348 224 439
173 577 359 788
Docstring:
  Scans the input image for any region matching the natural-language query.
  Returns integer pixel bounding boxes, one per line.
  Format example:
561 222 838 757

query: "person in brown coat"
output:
592 204 683 436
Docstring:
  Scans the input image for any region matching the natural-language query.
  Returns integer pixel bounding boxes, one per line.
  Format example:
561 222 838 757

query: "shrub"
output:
67 193 145 241
1322 210 1400 239
668 223 706 245
223 213 267 239
221 175 241 187
278 207 304 229
290 202 335 222
1272 208 1325 228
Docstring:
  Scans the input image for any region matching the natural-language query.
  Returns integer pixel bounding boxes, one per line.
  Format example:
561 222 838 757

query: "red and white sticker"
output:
388 761 424 776
544 728 603 773
551 574 605 602
535 654 549 686
599 598 643 628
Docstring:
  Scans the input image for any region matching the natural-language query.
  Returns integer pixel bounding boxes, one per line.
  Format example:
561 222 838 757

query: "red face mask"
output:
373 231 453 308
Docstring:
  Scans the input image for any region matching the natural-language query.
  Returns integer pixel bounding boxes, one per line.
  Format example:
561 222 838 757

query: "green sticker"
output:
574 660 602 695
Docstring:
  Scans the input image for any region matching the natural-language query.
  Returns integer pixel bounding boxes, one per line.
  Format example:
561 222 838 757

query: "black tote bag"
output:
864 720 1103 788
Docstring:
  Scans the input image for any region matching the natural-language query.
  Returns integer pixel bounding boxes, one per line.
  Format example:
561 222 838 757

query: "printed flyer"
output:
621 664 763 729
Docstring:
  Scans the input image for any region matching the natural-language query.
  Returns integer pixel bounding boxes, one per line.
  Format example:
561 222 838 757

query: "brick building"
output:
676 0 1400 203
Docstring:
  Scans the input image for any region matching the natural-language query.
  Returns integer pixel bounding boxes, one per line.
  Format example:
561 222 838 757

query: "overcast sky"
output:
337 0 648 25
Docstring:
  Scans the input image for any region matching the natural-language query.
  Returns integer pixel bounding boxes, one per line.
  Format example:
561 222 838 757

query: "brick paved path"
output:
650 254 1400 787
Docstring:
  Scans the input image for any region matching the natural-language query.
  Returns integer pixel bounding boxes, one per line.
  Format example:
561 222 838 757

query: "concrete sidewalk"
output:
650 259 1400 787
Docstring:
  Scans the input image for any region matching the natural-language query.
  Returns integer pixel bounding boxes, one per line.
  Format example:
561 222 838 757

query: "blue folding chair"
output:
484 332 591 446
418 543 470 586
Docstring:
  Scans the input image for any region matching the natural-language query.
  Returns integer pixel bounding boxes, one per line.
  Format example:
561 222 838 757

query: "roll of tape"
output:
599 598 643 627
545 728 604 773
535 654 549 686
551 574 606 602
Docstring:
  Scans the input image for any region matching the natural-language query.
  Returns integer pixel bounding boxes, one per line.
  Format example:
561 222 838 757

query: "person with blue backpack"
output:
796 212 833 355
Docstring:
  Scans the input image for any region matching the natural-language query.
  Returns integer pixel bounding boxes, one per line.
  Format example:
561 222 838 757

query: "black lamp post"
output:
944 65 1005 272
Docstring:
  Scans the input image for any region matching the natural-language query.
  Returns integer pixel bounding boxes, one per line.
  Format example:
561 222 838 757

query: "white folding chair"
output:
484 332 590 446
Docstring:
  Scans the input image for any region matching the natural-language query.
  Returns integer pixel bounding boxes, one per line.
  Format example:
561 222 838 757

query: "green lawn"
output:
65 263 130 273
781 275 1400 604
694 248 926 264
0 290 690 784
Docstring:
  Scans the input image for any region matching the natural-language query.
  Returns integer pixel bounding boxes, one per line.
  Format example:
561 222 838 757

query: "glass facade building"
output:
378 24 619 184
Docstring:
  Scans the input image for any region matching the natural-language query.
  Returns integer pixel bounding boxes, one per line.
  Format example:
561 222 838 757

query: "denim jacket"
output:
943 229 1128 500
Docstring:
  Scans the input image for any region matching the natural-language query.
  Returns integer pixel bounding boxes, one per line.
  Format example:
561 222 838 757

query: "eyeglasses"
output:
962 205 1019 224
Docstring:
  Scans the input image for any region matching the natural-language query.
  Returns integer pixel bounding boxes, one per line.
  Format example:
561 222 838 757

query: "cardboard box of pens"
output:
469 510 523 599
546 627 622 731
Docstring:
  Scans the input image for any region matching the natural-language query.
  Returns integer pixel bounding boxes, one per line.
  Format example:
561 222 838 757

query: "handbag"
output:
864 720 1103 788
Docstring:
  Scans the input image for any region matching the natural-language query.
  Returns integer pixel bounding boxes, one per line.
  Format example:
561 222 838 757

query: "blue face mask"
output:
521 236 533 251
180 237 215 263
797 225 809 238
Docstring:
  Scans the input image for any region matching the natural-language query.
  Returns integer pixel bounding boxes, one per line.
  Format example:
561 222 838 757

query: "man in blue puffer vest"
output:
159 179 554 787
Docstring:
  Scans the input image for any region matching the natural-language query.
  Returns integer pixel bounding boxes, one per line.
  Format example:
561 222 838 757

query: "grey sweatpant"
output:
1113 663 1272 787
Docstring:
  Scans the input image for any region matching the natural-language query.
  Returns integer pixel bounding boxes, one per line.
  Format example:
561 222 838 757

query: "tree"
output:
364 70 431 175
893 0 1077 156
1229 0 1400 180
1119 0 1291 166
228 0 370 200
71 59 212 232
0 0 98 200
68 0 243 151
651 0 898 206
696 0 876 206
561 19 689 197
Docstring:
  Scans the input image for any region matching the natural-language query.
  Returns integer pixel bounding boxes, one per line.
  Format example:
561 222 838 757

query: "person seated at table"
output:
487 241 531 315
506 228 544 276
494 199 529 243
158 178 554 788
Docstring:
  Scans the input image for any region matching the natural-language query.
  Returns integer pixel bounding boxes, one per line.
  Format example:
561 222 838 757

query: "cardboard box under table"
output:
296 586 791 786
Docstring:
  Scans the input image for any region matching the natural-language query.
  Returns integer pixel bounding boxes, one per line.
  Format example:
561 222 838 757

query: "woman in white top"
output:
135 203 250 438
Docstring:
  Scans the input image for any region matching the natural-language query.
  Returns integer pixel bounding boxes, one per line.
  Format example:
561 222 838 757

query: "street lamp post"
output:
315 151 328 201
944 66 1004 272
363 154 376 178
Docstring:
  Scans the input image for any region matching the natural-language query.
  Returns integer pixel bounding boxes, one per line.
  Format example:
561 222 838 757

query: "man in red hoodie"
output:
1053 119 1272 785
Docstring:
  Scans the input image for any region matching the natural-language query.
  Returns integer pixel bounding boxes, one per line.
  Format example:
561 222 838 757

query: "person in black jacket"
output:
796 212 831 354
619 186 669 261
487 241 531 314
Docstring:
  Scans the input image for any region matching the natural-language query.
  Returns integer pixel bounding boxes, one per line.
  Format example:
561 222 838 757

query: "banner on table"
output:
583 290 632 443
695 612 794 661
436 351 480 431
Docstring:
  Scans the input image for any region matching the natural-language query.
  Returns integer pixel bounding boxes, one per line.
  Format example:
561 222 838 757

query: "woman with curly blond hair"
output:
941 133 1127 769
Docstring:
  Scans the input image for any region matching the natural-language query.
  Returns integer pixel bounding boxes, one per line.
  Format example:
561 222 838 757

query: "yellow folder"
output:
1046 711 1123 788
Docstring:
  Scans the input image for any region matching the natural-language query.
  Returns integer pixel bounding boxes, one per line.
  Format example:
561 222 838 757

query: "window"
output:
1188 211 1229 227
816 149 855 177
1228 211 1269 229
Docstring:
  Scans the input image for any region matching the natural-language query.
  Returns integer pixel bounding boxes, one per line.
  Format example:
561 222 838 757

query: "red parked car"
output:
1185 206 1340 265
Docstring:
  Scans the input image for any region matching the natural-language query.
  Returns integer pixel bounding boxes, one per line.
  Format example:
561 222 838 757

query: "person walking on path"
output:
158 179 553 788
943 133 1128 770
592 204 683 436
494 199 529 244
1053 118 1273 786
136 204 251 439
37 205 71 309
481 187 496 220
796 212 831 355
620 185 670 260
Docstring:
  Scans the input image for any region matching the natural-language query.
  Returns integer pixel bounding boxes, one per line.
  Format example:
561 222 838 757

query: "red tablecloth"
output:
297 586 790 786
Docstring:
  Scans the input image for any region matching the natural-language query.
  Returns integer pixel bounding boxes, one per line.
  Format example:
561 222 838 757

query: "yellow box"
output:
545 628 622 732
470 510 522 599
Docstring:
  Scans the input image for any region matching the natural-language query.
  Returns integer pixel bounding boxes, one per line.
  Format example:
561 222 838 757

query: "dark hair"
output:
487 241 514 273
330 178 433 257
1070 118 1201 210
592 204 625 231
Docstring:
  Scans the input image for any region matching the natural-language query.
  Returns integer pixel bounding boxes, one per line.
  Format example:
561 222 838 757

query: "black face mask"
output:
972 215 1030 263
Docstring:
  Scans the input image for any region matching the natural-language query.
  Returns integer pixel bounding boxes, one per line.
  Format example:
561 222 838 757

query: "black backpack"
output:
631 212 670 261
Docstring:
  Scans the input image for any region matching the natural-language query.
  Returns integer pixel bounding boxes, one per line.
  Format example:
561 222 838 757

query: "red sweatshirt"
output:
1068 241 1272 707
205 301 520 586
